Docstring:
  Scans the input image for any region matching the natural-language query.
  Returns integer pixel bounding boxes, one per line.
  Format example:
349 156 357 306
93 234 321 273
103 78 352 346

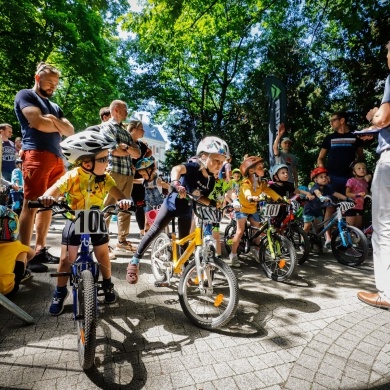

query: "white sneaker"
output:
324 240 331 251
250 246 260 263
228 253 240 268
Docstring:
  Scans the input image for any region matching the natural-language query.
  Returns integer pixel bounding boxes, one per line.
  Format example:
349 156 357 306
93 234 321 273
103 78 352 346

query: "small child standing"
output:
225 168 242 204
345 161 369 229
133 158 169 232
10 159 24 215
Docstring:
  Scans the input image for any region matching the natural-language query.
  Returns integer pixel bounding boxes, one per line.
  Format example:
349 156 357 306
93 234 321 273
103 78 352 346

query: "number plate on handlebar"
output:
262 204 281 217
74 210 108 235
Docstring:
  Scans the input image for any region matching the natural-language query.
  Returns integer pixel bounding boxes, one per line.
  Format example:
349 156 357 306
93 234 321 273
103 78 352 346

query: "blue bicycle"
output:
28 199 129 370
307 199 369 267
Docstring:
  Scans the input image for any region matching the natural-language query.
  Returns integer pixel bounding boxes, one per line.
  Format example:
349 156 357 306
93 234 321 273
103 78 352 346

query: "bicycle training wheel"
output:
151 232 172 282
285 224 310 265
260 233 296 281
178 254 239 330
223 222 236 255
77 269 97 370
331 225 368 267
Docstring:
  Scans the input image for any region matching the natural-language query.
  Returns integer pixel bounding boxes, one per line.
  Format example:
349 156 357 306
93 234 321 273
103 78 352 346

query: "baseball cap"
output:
281 137 292 143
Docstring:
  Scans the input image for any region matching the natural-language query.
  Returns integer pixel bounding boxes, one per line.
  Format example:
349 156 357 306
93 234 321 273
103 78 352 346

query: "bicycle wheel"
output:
260 233 296 281
224 221 248 256
151 232 172 282
223 222 236 255
285 224 310 265
178 252 239 330
331 225 368 266
77 269 97 370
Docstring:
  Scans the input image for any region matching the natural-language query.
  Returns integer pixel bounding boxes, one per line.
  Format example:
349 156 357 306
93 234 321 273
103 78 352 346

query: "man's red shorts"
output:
21 150 65 200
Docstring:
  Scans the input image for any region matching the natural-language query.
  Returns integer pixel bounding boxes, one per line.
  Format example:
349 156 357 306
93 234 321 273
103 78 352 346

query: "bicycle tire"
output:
285 224 310 265
77 270 97 370
223 222 236 255
178 251 239 330
260 233 296 281
331 225 368 267
151 232 172 282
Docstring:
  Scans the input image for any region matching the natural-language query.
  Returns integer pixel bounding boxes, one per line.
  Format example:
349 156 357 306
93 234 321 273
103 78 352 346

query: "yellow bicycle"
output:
151 196 239 330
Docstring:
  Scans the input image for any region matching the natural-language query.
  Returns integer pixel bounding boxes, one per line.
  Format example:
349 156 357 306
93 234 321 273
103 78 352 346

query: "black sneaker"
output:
102 282 117 304
27 260 48 273
20 269 33 283
33 247 60 264
49 288 69 316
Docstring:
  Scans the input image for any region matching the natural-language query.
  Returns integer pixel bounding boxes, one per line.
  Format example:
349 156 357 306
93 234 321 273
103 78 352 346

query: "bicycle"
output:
224 199 297 282
150 195 239 330
276 196 310 265
307 199 369 266
28 199 130 370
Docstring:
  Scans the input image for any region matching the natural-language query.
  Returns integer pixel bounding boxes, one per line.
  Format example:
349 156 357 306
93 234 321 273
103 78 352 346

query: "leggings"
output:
135 203 192 259
131 183 146 230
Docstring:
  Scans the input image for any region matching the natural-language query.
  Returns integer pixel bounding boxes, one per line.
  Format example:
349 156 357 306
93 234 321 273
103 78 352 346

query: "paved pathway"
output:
1 216 389 390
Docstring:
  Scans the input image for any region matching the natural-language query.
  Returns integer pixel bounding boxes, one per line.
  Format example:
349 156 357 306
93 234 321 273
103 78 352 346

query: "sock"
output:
102 278 112 286
130 257 140 265
56 285 67 293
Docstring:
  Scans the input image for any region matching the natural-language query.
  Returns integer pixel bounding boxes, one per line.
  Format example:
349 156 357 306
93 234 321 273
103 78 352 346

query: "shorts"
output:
61 220 109 247
328 175 350 195
303 214 323 223
344 209 363 217
21 150 64 200
204 223 220 236
235 211 261 223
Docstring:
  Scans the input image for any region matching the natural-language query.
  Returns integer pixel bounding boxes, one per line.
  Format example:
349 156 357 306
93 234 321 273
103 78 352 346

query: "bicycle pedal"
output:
154 281 170 288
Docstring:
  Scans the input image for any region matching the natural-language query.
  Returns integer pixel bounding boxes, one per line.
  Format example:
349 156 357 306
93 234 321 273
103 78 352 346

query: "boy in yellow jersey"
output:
37 131 132 315
227 156 281 267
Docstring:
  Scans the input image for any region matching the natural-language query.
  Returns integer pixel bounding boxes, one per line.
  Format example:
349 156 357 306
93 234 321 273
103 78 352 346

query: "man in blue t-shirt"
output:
317 111 365 245
358 41 390 309
14 62 74 270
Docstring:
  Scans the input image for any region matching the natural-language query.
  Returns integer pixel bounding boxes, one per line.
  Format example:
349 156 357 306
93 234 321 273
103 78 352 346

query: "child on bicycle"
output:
126 136 230 284
303 167 351 245
227 156 282 267
0 205 35 298
345 160 369 229
269 164 314 200
37 131 133 316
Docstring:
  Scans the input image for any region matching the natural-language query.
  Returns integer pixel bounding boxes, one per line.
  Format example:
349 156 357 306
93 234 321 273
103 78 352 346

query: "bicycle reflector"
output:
214 294 224 307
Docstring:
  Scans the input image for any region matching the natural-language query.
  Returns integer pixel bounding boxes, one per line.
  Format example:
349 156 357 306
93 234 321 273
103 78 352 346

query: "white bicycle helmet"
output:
196 136 230 158
60 130 116 164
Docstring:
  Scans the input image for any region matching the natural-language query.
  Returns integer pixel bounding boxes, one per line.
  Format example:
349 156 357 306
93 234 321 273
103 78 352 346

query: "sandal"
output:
117 240 138 252
126 263 139 284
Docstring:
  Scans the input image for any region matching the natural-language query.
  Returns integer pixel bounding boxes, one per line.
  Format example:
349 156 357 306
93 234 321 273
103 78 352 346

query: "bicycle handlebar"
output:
28 199 132 218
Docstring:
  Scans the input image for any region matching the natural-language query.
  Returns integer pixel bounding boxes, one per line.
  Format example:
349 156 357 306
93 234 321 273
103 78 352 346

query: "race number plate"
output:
262 203 281 217
74 209 108 235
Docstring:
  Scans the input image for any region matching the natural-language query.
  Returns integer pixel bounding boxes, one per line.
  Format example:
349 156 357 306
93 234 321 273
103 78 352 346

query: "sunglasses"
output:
95 156 109 163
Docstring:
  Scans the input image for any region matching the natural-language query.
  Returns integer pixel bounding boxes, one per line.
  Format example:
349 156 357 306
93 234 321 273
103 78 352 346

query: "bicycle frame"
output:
71 233 99 320
311 207 350 247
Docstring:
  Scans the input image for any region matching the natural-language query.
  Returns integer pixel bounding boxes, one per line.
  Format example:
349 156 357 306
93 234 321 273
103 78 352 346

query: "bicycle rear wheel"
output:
77 269 97 370
285 224 310 264
178 254 239 330
151 232 172 282
331 225 368 266
260 234 296 281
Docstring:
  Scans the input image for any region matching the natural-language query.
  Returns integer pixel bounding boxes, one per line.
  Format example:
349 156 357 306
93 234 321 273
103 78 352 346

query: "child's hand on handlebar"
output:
117 199 133 210
171 180 187 198
37 196 56 207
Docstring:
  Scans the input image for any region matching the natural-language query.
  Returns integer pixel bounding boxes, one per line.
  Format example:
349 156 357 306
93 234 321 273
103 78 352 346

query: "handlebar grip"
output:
28 200 45 209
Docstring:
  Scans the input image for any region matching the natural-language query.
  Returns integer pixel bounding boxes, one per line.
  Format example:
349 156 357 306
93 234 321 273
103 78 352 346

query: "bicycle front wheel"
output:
77 269 97 370
260 234 296 281
285 224 310 265
178 256 239 330
331 225 368 266
151 232 172 282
